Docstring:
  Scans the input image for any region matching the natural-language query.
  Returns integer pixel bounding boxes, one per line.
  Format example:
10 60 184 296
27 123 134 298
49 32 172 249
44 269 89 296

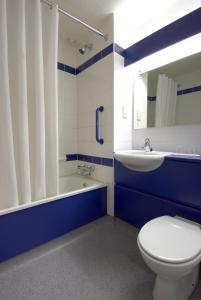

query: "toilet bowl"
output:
137 216 201 300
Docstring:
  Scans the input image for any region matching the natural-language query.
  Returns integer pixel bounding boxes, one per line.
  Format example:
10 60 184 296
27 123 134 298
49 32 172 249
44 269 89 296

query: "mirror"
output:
133 52 201 129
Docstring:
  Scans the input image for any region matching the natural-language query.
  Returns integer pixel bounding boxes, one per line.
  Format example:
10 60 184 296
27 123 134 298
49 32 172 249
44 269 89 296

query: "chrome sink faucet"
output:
143 138 152 152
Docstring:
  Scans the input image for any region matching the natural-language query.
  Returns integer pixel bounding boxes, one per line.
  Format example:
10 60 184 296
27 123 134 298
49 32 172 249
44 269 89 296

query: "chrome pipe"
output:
41 0 107 39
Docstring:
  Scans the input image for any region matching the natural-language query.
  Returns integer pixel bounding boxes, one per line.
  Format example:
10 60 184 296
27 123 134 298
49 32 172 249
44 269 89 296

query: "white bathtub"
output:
59 175 104 194
0 174 106 216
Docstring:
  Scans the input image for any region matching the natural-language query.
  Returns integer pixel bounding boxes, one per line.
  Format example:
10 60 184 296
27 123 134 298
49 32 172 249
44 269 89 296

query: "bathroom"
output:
1 0 201 299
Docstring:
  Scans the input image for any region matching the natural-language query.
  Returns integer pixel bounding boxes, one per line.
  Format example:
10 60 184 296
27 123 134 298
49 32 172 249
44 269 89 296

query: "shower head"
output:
79 43 93 55
79 47 86 55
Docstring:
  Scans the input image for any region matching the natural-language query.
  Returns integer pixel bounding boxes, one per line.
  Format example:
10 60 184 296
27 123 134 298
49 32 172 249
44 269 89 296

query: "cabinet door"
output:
115 185 201 228
115 159 201 210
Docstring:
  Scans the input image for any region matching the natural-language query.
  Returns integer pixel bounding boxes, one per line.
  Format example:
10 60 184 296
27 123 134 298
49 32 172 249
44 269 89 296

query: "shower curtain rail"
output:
41 0 107 40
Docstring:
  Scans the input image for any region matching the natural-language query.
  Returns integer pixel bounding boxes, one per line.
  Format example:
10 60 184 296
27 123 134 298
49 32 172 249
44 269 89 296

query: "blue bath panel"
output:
115 185 201 229
114 159 201 210
0 188 107 262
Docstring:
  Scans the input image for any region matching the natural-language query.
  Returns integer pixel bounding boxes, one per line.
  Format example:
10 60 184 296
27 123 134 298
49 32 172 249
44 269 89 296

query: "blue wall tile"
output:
76 44 114 74
177 90 183 96
66 154 78 161
67 153 113 167
182 87 193 94
57 62 65 71
58 62 76 75
147 96 156 101
114 43 125 57
193 85 201 92
102 44 114 58
91 156 102 165
101 157 113 167
64 64 76 75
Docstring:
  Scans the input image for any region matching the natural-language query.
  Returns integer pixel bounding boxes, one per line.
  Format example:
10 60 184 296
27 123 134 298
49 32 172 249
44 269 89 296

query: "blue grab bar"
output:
96 106 104 144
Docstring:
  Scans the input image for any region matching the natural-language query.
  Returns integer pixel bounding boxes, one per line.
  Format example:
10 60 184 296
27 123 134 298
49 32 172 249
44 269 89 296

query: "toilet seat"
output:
138 216 201 264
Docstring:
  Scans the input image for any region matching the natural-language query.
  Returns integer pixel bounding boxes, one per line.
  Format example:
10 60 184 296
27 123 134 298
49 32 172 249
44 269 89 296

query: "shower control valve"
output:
77 164 95 176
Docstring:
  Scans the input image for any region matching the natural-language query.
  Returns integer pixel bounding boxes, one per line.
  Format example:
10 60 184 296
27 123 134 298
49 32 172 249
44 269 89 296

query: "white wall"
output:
77 53 114 215
76 15 114 216
114 53 133 151
77 54 114 159
58 36 77 176
57 15 115 215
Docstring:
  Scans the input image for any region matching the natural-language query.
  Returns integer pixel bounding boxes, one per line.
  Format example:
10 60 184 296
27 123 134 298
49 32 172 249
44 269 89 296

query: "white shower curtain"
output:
155 74 177 127
0 0 59 210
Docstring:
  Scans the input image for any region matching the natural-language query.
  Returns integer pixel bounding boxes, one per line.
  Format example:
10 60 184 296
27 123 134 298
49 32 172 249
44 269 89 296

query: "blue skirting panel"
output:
0 187 107 262
115 185 201 229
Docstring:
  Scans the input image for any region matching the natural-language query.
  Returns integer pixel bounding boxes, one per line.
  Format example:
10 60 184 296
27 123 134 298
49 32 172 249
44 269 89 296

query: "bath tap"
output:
143 138 152 152
77 164 95 176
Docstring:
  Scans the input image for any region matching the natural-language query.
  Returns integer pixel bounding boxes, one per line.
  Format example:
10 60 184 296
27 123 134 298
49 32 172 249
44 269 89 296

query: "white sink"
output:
114 150 169 172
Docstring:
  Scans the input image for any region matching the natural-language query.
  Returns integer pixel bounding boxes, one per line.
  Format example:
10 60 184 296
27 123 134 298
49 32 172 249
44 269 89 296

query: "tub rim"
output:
0 175 106 216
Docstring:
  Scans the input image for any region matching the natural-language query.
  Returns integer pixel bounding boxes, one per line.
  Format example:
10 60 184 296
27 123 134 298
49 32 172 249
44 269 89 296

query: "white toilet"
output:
137 216 201 300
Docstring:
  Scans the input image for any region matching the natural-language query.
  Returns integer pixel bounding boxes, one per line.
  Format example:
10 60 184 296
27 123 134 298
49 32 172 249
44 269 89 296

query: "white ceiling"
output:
57 0 201 47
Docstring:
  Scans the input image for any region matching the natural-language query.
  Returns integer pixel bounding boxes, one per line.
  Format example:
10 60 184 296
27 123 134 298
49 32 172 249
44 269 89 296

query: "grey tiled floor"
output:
0 216 201 300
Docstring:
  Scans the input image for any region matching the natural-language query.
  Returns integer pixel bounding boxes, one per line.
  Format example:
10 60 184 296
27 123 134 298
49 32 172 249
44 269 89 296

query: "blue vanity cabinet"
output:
114 158 201 228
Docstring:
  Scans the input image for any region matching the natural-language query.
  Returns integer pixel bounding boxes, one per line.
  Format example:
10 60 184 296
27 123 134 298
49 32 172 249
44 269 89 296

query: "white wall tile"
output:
89 164 114 216
58 18 115 215
59 161 77 177
133 124 201 154
58 36 76 67
77 53 114 159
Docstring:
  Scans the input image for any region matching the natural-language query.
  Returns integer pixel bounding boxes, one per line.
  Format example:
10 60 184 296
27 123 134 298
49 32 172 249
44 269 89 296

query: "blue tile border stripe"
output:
180 85 201 95
147 85 201 101
147 96 156 101
114 43 125 57
59 8 201 74
66 154 113 167
76 44 114 74
58 43 125 75
57 62 76 75
124 8 201 67
66 154 78 161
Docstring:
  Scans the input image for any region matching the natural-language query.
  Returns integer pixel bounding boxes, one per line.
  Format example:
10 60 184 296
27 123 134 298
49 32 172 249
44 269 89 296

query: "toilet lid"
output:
138 216 201 264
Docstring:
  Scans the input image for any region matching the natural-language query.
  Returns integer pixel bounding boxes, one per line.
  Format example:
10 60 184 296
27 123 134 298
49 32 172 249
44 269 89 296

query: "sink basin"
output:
114 150 168 172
